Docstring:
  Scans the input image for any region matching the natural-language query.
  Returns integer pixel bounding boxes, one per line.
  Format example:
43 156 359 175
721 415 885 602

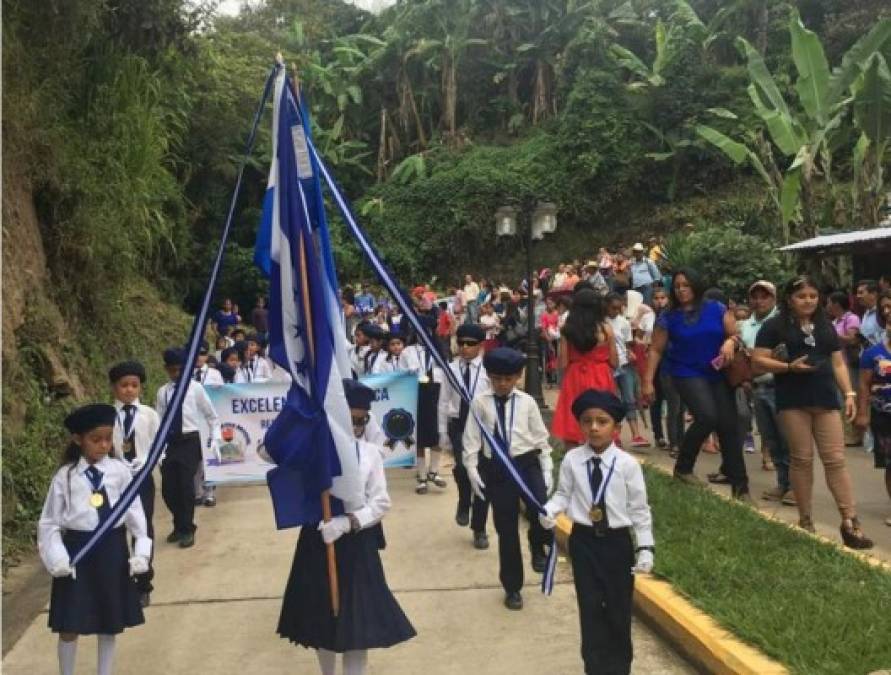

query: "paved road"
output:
543 387 890 564
3 464 693 674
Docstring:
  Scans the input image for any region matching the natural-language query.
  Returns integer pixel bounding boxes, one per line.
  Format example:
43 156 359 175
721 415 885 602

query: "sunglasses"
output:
351 414 370 427
457 340 480 347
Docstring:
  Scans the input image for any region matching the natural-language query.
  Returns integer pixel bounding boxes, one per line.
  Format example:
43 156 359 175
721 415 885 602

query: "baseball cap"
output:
748 280 776 297
632 242 645 252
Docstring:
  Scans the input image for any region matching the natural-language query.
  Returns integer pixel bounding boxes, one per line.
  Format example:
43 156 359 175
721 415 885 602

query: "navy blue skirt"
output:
48 527 144 635
278 523 415 652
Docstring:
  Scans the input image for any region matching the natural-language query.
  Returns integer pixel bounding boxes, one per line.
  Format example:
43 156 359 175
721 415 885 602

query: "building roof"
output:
780 225 891 252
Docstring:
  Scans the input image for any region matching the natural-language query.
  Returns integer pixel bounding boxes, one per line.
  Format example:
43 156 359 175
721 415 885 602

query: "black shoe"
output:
455 508 470 527
179 532 195 548
531 552 548 573
166 531 180 544
504 591 523 610
203 496 216 507
140 592 152 608
473 531 489 550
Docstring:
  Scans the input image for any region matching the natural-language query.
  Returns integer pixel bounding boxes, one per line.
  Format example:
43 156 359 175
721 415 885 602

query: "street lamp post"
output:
495 201 557 407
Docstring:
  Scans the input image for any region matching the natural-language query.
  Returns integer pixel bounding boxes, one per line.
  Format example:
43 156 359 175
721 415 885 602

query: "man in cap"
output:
629 242 661 305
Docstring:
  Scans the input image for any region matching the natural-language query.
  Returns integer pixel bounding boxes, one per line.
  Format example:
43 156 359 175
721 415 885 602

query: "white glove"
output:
211 441 222 463
543 469 553 495
128 556 149 576
634 549 654 574
467 466 486 500
539 513 556 530
49 560 74 578
129 457 145 474
438 432 452 451
318 516 352 544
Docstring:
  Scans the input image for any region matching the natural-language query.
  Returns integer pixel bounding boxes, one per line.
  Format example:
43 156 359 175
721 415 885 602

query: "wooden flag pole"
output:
286 62 339 618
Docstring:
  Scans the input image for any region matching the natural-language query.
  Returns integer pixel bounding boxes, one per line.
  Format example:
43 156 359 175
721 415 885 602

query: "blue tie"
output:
86 466 112 522
122 404 136 440
589 457 603 504
494 395 508 446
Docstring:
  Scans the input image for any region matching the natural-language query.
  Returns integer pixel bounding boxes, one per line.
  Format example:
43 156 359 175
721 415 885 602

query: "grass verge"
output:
645 466 891 675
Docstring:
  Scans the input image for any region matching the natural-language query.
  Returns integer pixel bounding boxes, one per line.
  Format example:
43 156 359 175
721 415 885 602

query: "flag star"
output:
292 324 304 340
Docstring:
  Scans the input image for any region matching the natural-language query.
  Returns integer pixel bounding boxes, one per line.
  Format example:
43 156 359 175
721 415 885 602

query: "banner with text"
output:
200 375 418 483
359 371 418 469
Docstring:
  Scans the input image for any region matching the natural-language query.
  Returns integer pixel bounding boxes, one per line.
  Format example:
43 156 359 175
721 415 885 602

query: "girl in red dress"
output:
552 289 619 445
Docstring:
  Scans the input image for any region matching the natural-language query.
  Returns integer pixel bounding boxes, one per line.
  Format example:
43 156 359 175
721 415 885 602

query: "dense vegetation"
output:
2 0 889 555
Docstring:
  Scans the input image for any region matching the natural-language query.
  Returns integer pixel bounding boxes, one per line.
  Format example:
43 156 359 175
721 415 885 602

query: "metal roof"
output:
780 225 891 252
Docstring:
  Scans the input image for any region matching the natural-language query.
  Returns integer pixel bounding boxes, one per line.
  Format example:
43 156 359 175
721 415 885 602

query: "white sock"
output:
343 650 368 675
429 449 441 474
316 648 336 675
417 451 427 479
97 634 116 675
58 638 77 675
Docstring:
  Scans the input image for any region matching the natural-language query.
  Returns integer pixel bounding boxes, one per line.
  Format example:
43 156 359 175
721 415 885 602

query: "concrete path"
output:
3 465 693 674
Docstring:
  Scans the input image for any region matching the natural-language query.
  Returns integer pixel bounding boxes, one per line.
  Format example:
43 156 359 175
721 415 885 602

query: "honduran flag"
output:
259 63 362 527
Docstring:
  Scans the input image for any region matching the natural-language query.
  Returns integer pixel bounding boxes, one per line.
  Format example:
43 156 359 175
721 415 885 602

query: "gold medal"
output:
90 492 104 508
589 506 604 523
418 375 430 384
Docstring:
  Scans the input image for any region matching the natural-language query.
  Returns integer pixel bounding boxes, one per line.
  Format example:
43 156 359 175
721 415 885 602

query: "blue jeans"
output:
651 369 685 447
614 364 638 420
634 284 654 306
752 384 790 491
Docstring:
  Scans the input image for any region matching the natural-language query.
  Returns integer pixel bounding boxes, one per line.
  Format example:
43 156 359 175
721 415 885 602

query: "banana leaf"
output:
790 12 830 126
853 53 891 146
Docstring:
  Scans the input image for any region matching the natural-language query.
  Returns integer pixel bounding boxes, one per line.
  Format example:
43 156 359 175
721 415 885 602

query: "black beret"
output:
343 378 375 410
108 360 146 383
64 403 117 434
571 389 626 423
483 347 526 375
456 324 485 342
163 347 185 366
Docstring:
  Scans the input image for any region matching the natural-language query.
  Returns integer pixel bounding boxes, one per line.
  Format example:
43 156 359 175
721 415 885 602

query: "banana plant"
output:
696 12 891 242
850 52 891 228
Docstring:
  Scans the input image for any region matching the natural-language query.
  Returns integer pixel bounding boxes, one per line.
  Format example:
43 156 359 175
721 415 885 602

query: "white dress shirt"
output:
349 344 370 375
38 456 152 572
545 443 653 547
194 364 225 386
344 439 391 529
234 356 272 383
608 314 633 366
155 380 221 443
112 399 160 469
372 348 421 375
462 389 553 478
438 355 491 435
362 348 384 375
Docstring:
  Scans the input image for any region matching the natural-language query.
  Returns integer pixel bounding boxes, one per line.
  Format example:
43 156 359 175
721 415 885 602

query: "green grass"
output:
645 466 891 675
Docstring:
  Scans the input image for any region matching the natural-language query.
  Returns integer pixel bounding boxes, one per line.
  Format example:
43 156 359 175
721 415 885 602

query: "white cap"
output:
632 242 645 252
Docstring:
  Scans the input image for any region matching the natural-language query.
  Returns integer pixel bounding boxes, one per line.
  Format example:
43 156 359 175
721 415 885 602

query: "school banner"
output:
201 382 289 484
199 375 418 483
359 371 419 469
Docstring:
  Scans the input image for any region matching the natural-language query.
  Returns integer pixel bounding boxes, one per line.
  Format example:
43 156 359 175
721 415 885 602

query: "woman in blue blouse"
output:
642 269 750 500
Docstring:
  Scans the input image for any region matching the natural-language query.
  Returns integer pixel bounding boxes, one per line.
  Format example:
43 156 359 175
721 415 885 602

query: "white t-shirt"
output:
607 314 632 367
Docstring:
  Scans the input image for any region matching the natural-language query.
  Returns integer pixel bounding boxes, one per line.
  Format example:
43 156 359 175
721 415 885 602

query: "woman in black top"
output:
752 276 872 548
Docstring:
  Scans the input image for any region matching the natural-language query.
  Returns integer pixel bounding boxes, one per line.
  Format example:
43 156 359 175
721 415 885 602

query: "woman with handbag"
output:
752 276 872 548
641 269 751 501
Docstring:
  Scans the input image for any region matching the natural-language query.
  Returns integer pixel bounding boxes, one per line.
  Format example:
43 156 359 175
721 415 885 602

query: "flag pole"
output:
287 63 340 619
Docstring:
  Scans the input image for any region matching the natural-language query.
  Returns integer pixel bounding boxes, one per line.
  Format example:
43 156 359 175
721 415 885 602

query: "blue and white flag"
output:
261 65 362 527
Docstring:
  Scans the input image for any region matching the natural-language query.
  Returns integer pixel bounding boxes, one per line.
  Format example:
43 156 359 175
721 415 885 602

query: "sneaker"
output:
455 508 470 527
473 531 489 550
744 434 756 454
631 436 650 448
674 471 706 488
179 532 195 549
140 592 152 608
781 490 797 506
203 496 216 507
427 472 447 488
415 478 428 495
761 486 785 501
504 591 523 611
166 531 180 544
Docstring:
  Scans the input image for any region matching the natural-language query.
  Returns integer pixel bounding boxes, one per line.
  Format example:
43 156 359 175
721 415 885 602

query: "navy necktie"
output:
458 364 471 426
494 395 508 445
86 466 112 522
589 456 603 504
122 404 136 441
194 368 203 382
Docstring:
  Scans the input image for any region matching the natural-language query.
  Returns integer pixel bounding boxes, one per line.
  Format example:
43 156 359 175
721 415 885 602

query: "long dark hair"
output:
562 289 606 352
668 268 708 311
60 440 82 467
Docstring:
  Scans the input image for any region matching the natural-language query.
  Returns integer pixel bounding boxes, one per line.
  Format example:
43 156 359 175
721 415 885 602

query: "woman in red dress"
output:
552 289 619 445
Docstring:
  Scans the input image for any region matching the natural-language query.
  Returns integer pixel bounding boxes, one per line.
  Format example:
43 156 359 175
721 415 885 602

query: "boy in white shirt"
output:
605 293 648 448
540 389 654 675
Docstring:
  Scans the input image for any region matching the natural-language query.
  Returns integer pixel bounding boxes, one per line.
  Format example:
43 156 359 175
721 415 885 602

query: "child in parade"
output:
108 361 160 607
155 348 221 546
414 342 448 494
372 328 420 375
277 379 416 675
236 334 272 383
361 324 387 376
540 389 654 675
463 347 554 610
349 321 372 377
439 324 492 548
193 341 224 386
38 404 151 675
